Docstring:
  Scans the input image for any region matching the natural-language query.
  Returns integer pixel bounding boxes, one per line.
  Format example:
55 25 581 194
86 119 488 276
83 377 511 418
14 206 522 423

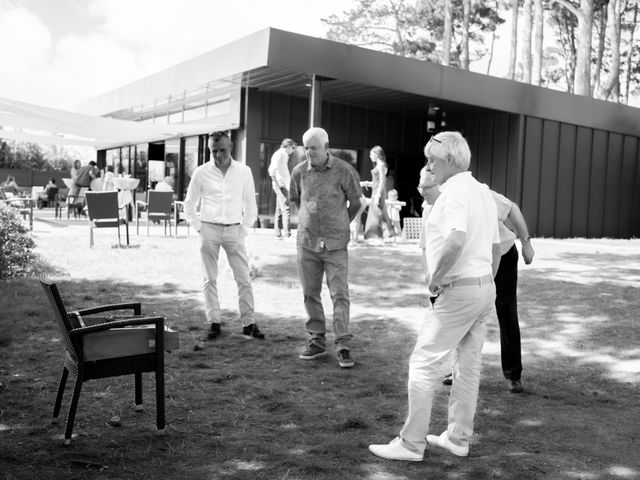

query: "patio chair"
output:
135 190 173 236
85 191 129 248
40 276 170 445
173 200 190 236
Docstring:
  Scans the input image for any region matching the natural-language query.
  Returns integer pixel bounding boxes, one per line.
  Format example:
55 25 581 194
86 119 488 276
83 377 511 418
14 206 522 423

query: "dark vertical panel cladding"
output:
476 115 494 185
619 136 638 238
538 120 560 236
385 112 403 152
632 140 640 237
555 123 577 237
367 110 386 148
603 133 623 237
461 116 481 176
506 114 521 200
349 108 368 147
521 117 543 236
327 103 350 146
588 130 608 237
265 93 290 140
403 114 422 154
571 127 593 237
289 96 309 142
491 113 511 194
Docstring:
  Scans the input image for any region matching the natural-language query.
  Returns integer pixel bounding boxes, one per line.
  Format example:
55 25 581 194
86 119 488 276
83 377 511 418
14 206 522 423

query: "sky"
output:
0 0 354 110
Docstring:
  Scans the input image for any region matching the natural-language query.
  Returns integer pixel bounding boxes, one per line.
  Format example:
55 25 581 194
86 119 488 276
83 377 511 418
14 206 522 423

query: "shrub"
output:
0 203 36 279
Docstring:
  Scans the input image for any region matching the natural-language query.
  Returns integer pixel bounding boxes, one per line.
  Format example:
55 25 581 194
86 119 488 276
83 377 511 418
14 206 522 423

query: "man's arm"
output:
347 197 362 222
183 172 202 232
492 242 502 277
242 170 258 229
507 203 534 264
427 230 466 294
289 173 301 210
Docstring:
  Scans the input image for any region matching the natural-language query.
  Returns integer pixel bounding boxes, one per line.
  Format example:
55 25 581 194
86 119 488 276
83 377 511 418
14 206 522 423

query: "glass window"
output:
164 139 179 191
183 136 198 198
135 144 148 192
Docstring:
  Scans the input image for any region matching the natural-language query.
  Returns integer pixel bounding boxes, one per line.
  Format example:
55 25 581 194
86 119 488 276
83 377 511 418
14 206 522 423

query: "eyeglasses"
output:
209 131 229 141
428 135 442 145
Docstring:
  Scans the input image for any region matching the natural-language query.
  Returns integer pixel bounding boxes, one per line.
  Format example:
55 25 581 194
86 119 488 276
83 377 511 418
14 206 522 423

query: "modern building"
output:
77 27 640 239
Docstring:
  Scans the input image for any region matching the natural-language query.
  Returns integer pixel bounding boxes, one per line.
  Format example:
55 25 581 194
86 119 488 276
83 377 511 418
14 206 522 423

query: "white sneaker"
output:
426 431 469 457
368 437 423 461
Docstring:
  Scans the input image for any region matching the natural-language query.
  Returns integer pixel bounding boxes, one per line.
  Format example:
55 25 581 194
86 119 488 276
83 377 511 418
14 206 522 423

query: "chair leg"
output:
156 367 166 432
89 225 94 248
117 225 122 248
64 375 83 444
134 372 143 410
125 221 129 245
52 367 69 423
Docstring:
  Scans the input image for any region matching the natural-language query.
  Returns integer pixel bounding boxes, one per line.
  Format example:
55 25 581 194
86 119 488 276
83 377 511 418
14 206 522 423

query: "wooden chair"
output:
135 190 173 236
85 191 129 248
40 276 169 445
173 200 190 236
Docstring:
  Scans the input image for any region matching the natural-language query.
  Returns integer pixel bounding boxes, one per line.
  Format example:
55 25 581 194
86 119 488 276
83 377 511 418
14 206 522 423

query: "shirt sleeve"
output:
242 167 258 228
491 190 512 223
267 152 278 178
184 169 202 232
289 168 300 205
343 164 363 203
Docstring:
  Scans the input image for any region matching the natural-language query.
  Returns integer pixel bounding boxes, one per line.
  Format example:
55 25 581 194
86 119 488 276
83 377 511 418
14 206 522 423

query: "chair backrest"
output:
39 276 79 360
147 190 173 214
86 191 120 220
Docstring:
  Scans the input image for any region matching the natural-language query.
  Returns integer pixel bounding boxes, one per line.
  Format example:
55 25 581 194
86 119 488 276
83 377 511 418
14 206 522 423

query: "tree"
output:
597 0 622 101
623 1 639 104
553 0 594 96
460 0 472 69
507 0 520 80
442 0 454 65
532 0 544 85
522 0 533 82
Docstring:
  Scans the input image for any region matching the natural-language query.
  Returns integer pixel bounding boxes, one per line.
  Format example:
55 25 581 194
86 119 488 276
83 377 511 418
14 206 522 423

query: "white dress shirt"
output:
184 159 257 232
268 148 291 188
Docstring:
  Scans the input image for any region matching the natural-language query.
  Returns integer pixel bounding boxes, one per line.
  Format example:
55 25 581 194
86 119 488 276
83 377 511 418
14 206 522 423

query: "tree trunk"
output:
575 0 594 96
507 0 519 79
486 0 501 74
598 0 622 101
461 0 471 69
592 5 607 96
624 2 638 104
442 0 453 66
532 0 544 85
522 0 533 83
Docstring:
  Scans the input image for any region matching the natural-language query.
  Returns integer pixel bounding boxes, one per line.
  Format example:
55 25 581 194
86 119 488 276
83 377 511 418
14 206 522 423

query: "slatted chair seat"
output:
40 276 174 445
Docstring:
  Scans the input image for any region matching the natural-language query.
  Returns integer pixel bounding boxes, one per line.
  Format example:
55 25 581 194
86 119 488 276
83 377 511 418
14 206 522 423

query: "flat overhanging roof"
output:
81 28 640 138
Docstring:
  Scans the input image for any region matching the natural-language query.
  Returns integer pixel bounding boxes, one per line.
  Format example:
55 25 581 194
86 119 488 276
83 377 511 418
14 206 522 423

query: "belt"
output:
207 222 240 227
442 274 494 289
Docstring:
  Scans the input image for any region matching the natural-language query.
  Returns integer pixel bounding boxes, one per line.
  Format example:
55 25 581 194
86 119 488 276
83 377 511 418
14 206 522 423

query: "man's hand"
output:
521 239 535 264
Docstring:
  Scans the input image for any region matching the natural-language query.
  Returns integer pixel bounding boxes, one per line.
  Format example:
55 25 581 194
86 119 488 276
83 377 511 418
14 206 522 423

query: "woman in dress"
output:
363 145 393 240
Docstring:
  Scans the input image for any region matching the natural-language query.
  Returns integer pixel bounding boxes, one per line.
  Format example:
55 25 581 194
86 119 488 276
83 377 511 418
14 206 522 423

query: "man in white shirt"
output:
184 131 263 340
370 131 501 461
268 138 296 238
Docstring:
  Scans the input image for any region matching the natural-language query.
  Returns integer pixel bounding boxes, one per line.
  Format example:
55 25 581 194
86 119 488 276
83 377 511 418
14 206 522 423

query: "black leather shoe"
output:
442 373 453 386
242 324 265 339
207 323 221 340
507 379 523 393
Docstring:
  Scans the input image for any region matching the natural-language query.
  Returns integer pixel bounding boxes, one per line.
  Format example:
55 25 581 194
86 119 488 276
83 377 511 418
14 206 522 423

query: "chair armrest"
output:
74 302 142 316
69 315 165 337
135 200 148 208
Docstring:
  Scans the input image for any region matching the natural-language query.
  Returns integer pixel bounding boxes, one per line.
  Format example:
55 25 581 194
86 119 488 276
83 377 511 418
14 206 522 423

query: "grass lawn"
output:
1 218 639 480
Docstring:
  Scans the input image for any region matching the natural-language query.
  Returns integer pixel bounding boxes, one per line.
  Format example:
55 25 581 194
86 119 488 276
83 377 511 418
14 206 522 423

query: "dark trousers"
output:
495 244 523 381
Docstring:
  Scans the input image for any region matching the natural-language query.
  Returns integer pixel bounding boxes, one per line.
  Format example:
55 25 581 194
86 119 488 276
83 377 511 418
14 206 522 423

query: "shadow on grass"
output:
0 244 639 479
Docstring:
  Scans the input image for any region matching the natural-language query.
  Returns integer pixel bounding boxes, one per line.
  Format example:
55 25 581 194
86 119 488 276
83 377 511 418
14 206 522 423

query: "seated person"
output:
154 176 175 192
1 175 19 196
39 178 59 208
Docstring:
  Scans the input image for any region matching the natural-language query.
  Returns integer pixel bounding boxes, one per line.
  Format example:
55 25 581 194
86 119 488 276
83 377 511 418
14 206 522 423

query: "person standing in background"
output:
268 138 296 239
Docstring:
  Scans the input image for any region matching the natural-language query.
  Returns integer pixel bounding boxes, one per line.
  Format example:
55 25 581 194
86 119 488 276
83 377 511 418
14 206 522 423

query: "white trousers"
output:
199 222 255 326
400 281 496 453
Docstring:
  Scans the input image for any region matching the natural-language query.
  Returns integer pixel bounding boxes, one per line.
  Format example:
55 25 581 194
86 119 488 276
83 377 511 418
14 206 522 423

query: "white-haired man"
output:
369 131 501 461
290 127 363 368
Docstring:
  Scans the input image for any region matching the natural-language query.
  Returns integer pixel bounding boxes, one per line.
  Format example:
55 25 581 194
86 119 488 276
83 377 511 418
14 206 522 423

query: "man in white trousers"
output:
369 131 501 461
